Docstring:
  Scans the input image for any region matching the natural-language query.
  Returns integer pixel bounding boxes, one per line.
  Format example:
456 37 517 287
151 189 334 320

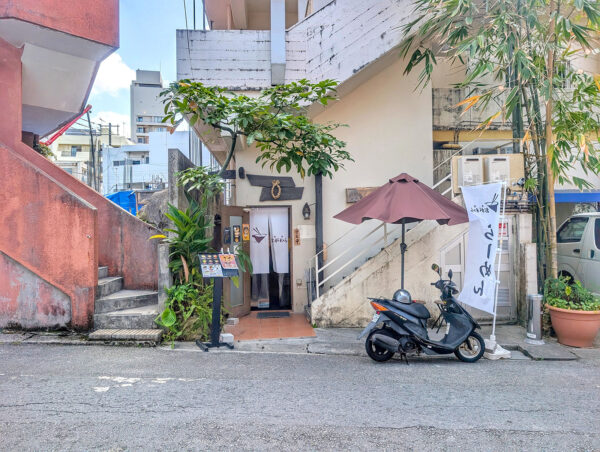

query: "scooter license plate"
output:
372 313 380 323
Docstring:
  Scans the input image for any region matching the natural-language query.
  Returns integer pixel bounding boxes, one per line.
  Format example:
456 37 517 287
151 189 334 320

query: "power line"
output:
183 0 195 79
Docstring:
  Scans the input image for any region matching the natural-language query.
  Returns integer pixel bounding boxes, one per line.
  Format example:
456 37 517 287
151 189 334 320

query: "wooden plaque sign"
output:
346 187 378 203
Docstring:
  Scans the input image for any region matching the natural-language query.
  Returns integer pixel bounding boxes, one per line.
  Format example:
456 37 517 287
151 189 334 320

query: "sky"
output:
88 0 202 137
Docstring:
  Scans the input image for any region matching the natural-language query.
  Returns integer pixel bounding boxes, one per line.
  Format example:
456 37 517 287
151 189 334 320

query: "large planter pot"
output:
548 305 600 348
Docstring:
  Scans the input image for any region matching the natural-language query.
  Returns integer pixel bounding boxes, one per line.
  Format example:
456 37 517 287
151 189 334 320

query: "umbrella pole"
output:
401 219 406 290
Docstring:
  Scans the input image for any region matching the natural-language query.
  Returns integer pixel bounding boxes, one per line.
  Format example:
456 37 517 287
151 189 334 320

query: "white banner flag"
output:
458 183 502 314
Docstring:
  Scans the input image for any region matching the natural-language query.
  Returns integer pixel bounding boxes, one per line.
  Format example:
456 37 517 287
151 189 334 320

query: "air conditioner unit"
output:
457 156 484 187
471 147 495 155
485 156 511 183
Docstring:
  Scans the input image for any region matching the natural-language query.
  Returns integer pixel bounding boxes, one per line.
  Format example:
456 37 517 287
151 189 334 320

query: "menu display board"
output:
198 254 223 278
198 253 239 278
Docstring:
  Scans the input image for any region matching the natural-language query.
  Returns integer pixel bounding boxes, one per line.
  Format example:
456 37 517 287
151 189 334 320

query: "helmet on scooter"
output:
393 289 412 304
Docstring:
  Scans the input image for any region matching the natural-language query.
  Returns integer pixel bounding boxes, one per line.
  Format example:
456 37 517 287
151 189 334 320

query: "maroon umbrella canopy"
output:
334 173 468 226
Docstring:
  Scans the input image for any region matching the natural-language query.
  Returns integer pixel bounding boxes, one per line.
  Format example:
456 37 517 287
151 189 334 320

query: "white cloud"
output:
92 111 131 138
92 53 135 96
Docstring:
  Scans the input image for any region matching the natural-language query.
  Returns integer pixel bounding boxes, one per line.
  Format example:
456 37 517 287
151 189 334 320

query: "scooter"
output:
358 264 485 363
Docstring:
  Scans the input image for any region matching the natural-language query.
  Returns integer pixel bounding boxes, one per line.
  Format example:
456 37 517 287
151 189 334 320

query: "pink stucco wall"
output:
0 253 72 329
0 0 119 48
0 33 158 330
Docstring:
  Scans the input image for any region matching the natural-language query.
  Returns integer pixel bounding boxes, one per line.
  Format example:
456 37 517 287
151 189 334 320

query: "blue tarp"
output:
106 191 138 215
555 191 600 203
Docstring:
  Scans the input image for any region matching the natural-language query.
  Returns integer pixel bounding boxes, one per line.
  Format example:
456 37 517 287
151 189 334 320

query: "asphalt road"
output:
0 345 599 451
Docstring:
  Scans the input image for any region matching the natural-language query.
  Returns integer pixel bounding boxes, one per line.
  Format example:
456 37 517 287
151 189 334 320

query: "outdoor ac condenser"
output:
485 156 511 184
457 156 484 187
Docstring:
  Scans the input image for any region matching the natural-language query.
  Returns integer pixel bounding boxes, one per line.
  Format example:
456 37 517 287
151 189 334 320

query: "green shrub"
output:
155 282 223 346
544 276 600 311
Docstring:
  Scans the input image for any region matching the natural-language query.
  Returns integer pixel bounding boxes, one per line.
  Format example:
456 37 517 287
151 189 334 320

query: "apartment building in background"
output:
50 125 132 184
130 70 167 144
102 130 214 194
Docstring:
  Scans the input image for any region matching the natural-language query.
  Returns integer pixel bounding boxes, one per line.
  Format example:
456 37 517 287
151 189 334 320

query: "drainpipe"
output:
315 173 324 282
270 0 286 85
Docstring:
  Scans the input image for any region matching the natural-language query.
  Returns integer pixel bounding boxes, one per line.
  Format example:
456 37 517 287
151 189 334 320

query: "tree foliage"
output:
400 0 600 285
160 79 353 178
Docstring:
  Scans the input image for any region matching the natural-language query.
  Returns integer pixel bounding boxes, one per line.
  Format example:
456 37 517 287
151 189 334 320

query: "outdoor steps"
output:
90 267 162 343
93 305 159 329
98 266 108 279
97 276 124 298
95 289 158 313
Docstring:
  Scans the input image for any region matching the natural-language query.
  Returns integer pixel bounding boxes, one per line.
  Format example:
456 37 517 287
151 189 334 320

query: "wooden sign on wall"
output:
346 187 378 203
247 173 304 201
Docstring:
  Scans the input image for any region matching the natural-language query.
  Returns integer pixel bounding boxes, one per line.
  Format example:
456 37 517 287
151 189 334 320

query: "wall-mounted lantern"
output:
302 202 311 220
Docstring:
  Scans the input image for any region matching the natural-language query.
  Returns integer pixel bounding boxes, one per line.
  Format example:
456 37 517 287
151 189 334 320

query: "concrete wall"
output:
0 252 71 329
286 0 414 84
311 221 469 327
0 143 98 329
178 0 416 90
177 30 272 90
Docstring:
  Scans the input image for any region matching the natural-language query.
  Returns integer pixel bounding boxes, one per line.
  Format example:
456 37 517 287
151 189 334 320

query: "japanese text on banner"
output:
458 183 503 314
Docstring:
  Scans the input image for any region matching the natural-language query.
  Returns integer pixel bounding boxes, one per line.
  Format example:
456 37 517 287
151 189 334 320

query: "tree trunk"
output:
544 4 558 279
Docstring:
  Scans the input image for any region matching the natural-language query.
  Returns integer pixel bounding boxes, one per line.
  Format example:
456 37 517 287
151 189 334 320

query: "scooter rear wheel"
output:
454 332 485 363
365 328 395 362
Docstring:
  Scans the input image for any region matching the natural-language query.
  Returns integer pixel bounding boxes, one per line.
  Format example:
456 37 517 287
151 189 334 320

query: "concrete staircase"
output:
88 266 162 343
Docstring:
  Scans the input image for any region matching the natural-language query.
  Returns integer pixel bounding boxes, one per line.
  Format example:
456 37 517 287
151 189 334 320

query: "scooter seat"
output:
389 300 431 319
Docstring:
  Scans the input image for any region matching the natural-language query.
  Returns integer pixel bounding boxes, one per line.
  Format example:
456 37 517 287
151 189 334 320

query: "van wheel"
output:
365 328 395 362
454 332 485 363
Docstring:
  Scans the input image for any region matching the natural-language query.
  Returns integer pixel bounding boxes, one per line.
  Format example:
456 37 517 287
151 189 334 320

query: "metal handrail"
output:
319 229 396 287
433 147 465 172
432 173 451 190
312 221 364 258
308 221 403 300
319 222 385 273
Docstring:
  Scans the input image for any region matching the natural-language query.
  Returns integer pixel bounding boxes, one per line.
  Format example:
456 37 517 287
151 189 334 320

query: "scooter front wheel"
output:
365 328 395 362
454 332 485 363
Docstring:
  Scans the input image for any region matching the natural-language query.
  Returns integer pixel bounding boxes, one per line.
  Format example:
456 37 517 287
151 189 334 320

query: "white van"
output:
557 212 600 295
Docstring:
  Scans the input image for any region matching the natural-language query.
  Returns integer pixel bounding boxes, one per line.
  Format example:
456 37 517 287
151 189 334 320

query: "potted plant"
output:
544 277 600 348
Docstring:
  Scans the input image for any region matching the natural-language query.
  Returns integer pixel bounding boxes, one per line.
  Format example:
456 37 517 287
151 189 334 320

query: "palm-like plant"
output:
162 197 213 283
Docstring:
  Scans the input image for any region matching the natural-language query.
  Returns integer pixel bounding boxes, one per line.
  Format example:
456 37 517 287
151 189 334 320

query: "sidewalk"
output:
168 324 600 361
2 324 599 361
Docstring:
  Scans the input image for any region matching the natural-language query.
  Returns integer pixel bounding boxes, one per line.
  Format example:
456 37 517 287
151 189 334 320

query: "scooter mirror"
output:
448 269 453 280
431 263 440 275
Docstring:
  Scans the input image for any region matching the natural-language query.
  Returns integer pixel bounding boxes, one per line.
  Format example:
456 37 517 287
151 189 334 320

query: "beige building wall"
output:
233 57 433 312
315 58 433 259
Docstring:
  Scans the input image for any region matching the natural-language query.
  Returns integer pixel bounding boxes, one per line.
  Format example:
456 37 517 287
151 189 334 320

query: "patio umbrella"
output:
334 173 469 289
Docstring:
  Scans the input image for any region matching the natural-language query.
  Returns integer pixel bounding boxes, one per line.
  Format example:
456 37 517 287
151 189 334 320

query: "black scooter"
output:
358 264 485 363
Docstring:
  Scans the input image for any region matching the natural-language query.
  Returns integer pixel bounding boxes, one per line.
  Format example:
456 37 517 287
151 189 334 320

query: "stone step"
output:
88 328 162 342
93 304 159 330
98 266 109 279
95 290 158 314
97 276 123 298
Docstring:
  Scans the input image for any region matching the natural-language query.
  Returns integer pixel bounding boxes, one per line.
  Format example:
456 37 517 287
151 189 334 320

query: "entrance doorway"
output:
249 207 291 311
